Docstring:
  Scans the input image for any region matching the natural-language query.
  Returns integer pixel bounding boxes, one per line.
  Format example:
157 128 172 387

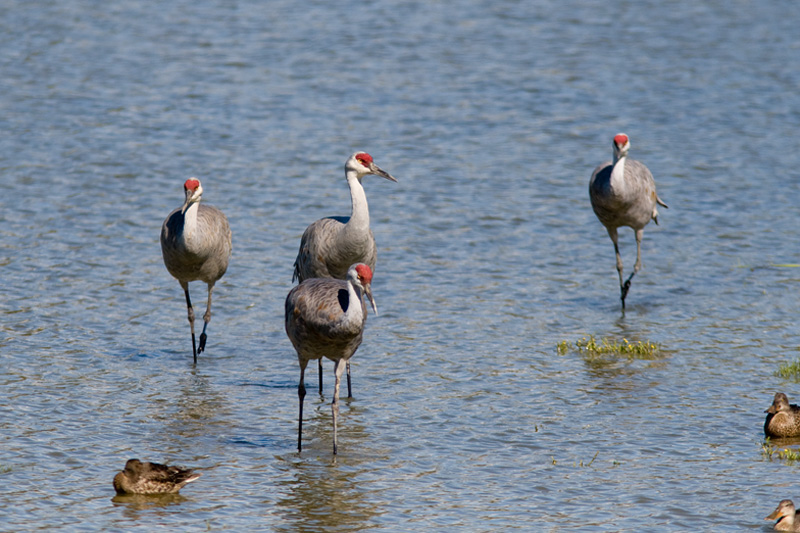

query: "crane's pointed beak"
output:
181 187 201 214
364 284 378 316
368 162 397 183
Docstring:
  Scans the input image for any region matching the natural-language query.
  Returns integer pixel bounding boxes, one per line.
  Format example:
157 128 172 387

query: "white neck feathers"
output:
181 202 200 243
346 171 370 233
343 281 365 325
610 155 627 190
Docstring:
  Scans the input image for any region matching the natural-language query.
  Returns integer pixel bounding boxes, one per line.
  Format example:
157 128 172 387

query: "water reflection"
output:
111 492 188 513
141 368 233 453
171 370 229 433
273 403 381 532
274 463 381 532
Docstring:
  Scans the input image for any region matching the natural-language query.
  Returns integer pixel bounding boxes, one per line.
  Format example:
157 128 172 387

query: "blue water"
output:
2 0 800 530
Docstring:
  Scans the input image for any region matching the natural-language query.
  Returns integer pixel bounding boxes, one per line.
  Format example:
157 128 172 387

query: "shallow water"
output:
2 0 800 530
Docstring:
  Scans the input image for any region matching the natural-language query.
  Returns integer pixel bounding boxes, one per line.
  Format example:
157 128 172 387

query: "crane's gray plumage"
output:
161 178 232 363
295 217 378 281
589 133 667 310
285 263 377 455
292 152 395 398
293 152 396 283
113 459 201 495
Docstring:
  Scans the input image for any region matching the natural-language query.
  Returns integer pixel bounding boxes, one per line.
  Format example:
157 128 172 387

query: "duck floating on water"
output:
113 459 201 495
765 393 800 438
766 499 800 531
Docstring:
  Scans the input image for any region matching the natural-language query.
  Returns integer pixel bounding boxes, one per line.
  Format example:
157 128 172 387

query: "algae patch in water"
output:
557 335 660 359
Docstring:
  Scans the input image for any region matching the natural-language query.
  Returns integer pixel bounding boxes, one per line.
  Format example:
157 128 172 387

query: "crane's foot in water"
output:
620 279 632 310
198 332 207 354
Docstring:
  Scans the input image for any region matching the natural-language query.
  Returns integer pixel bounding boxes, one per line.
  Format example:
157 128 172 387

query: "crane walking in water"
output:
285 263 377 455
161 178 232 363
293 152 396 398
589 133 667 310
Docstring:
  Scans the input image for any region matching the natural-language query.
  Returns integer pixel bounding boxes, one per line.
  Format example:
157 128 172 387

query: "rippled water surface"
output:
2 0 800 530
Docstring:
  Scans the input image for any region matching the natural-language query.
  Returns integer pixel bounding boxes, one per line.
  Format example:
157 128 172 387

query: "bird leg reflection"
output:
331 358 347 455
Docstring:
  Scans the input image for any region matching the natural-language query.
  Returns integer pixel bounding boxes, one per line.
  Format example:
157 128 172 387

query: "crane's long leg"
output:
606 227 629 310
298 360 307 452
620 228 645 310
632 228 645 275
607 227 624 288
318 360 352 397
198 283 215 355
331 358 347 455
346 361 352 398
182 283 197 364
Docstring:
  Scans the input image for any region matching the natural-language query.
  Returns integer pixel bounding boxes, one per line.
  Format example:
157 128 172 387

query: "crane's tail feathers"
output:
653 196 667 225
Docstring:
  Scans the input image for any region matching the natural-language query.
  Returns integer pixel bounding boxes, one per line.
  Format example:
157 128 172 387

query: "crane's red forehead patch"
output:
614 134 629 145
355 263 373 282
355 152 373 165
184 178 200 190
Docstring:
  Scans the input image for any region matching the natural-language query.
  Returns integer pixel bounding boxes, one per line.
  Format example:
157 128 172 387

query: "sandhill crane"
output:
113 458 201 494
589 133 667 310
293 152 396 398
161 178 232 363
285 263 377 454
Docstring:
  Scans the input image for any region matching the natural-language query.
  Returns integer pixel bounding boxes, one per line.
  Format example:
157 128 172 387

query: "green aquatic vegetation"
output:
557 336 660 359
578 451 599 467
550 451 600 468
762 441 800 462
776 359 800 380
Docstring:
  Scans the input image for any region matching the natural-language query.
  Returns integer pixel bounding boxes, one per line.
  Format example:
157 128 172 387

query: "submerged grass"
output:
550 451 600 467
557 335 660 359
776 359 800 380
762 441 800 462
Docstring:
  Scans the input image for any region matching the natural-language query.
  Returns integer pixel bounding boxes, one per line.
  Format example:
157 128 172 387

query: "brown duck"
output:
113 459 201 495
765 393 800 438
766 499 800 531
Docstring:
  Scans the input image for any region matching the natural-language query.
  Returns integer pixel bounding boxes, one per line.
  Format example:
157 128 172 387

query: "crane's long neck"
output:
343 282 365 326
345 172 370 234
610 153 627 191
181 202 201 247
